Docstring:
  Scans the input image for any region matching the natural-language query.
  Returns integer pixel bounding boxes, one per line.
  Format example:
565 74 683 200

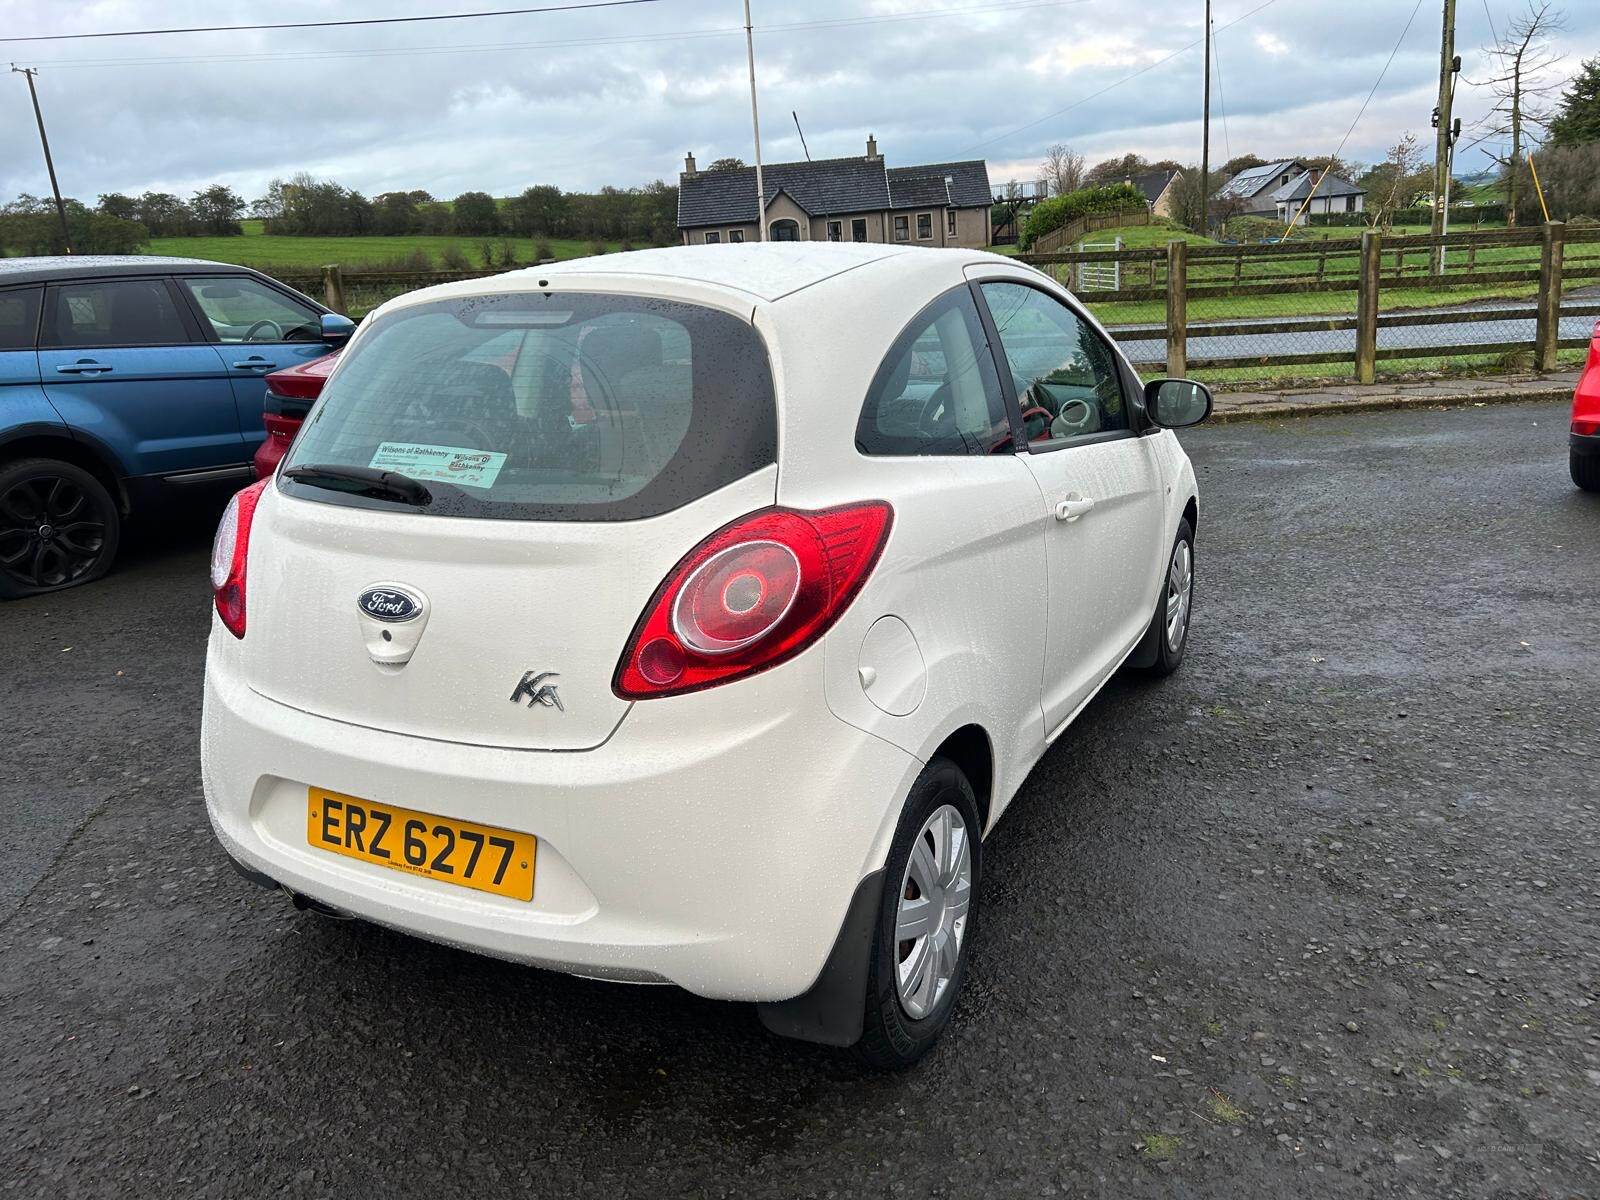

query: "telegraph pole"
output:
742 0 767 241
11 65 73 253
1199 0 1212 236
1430 0 1458 263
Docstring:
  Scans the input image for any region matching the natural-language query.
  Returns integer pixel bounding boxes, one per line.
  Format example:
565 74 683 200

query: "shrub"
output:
497 239 516 268
1019 183 1145 249
588 240 606 256
534 239 554 262
438 244 471 271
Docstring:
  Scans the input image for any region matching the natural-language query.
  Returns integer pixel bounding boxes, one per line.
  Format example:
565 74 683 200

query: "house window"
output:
947 210 956 236
894 215 910 242
704 231 720 244
729 229 744 243
1345 196 1357 213
851 218 868 242
770 218 800 241
916 213 933 240
827 221 842 241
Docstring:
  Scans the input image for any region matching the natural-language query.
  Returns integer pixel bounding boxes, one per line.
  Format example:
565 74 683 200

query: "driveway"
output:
3 400 1598 1197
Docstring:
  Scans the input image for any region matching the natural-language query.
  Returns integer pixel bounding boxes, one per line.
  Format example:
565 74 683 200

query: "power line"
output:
24 0 1089 69
1282 0 1425 233
0 0 668 45
960 0 1281 154
1211 18 1233 163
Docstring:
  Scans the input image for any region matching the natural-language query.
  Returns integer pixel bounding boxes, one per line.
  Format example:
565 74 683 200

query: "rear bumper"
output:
252 434 288 481
200 635 920 1002
1571 431 1600 458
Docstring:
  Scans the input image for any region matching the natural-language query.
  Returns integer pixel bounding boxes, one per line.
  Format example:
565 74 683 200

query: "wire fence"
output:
273 224 1599 388
1019 223 1600 386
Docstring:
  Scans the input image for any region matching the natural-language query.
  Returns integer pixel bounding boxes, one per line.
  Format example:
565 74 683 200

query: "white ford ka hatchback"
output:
202 243 1209 1067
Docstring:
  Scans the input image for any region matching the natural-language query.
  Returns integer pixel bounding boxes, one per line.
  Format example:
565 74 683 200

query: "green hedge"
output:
1020 183 1146 250
1308 203 1507 227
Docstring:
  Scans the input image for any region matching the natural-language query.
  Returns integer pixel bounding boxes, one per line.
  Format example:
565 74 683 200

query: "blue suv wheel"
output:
0 458 121 598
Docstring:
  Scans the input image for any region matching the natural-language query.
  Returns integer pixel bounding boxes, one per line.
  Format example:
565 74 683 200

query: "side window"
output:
43 278 191 348
979 281 1129 444
180 276 321 343
857 286 1010 457
0 287 42 350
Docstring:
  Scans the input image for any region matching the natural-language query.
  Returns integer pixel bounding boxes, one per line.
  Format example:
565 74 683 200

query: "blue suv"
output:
0 257 355 597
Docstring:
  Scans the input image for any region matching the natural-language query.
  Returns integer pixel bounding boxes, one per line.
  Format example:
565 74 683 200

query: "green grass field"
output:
147 220 628 272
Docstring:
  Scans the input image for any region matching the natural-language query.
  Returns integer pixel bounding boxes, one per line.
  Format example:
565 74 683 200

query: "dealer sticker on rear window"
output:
368 442 507 489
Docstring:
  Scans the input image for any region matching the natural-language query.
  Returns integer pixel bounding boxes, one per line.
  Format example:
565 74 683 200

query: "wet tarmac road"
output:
4 400 1599 1197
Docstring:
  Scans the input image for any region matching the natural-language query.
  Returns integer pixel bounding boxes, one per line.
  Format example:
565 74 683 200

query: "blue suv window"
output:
42 279 192 349
0 288 41 350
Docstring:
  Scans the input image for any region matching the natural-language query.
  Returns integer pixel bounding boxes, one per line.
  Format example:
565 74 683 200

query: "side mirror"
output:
320 312 357 347
1143 378 1213 429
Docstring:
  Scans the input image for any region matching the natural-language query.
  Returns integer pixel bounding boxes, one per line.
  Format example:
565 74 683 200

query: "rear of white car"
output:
202 244 1204 1066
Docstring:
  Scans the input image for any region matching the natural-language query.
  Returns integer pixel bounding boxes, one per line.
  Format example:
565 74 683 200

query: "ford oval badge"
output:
357 586 423 623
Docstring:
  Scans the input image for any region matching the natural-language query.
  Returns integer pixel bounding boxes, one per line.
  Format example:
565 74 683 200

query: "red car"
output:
1574 320 1600 493
252 352 340 480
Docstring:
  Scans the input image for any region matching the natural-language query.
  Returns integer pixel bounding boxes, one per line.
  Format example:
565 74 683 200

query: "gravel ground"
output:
3 399 1598 1198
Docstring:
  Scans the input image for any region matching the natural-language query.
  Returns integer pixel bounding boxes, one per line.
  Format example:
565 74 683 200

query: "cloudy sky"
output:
2 0 1594 206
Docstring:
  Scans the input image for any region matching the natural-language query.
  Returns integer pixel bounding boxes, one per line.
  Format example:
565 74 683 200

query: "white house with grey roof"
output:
677 136 992 249
1217 160 1365 224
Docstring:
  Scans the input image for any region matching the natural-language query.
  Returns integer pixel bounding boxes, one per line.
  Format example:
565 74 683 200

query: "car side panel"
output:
0 348 67 447
38 343 248 477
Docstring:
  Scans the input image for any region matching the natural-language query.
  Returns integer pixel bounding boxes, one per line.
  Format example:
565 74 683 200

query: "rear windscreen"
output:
280 290 776 521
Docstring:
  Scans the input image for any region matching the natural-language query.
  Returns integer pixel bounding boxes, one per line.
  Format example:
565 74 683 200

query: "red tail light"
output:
210 479 269 639
1576 419 1600 436
614 502 893 699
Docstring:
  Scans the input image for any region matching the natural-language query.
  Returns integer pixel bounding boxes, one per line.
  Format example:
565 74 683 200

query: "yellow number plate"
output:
306 788 536 902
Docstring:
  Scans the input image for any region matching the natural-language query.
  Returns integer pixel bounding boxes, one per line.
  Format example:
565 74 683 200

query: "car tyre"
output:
1132 518 1195 678
856 756 981 1070
0 458 121 600
1572 449 1600 493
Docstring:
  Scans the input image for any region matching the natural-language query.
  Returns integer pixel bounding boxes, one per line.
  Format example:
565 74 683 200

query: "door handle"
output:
55 360 111 375
231 357 277 370
1055 495 1096 522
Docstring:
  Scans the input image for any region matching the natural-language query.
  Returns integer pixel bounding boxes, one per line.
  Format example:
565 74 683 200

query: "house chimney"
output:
683 151 697 176
866 134 879 161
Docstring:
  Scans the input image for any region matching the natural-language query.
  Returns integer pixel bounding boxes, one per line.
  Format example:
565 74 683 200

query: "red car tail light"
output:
614 502 893 699
210 479 269 639
1575 418 1600 436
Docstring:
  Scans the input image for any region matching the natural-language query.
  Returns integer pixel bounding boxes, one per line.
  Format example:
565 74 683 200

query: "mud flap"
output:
1124 598 1164 670
756 869 885 1047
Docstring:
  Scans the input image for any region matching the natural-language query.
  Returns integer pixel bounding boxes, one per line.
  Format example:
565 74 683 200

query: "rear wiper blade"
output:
283 463 432 506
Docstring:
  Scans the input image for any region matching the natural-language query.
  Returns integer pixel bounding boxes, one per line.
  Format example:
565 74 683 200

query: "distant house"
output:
1216 159 1365 223
1125 168 1183 218
677 136 992 248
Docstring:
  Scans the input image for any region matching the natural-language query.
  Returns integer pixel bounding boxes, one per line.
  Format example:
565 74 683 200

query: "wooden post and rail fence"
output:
281 224 1592 385
1016 221 1597 382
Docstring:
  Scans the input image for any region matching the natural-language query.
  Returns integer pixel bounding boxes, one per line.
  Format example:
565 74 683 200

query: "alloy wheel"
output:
1165 539 1193 654
0 474 109 591
894 803 973 1020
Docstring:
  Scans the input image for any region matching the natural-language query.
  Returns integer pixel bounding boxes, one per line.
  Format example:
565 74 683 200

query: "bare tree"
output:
1364 133 1429 229
1473 1 1566 225
1040 144 1086 196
